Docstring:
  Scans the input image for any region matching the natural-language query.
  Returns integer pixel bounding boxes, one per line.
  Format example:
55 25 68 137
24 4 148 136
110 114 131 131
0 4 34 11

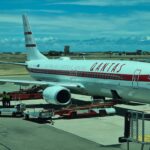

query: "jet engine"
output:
43 86 71 105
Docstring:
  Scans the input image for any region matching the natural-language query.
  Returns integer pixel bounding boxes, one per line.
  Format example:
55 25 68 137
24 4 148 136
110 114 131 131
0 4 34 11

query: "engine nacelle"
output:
43 86 71 105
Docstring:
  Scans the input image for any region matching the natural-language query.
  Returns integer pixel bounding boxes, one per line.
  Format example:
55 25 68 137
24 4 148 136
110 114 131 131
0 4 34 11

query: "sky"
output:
0 0 150 52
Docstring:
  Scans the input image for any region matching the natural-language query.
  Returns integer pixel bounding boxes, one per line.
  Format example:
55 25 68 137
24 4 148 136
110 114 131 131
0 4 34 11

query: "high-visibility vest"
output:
6 94 10 100
2 94 9 100
2 94 7 100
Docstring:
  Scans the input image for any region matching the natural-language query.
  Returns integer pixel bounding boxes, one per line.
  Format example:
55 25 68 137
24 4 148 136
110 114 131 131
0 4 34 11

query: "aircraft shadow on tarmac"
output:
0 115 23 118
22 118 55 124
0 115 54 124
0 142 11 150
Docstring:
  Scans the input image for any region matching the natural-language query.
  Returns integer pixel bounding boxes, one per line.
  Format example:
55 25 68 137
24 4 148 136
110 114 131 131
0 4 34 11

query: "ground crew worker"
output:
2 91 7 107
6 93 11 107
49 109 54 125
50 117 54 125
2 91 11 107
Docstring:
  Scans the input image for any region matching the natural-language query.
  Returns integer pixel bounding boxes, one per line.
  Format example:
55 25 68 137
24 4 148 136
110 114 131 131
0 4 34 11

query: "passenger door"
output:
132 69 141 88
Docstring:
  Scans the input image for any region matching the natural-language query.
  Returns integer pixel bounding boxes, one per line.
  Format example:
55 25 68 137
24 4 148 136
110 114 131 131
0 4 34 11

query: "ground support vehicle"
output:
24 109 54 122
55 102 116 118
0 103 26 117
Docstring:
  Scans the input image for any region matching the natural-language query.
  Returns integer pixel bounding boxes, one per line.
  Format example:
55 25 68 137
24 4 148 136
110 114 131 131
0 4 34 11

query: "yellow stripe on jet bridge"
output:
138 135 150 143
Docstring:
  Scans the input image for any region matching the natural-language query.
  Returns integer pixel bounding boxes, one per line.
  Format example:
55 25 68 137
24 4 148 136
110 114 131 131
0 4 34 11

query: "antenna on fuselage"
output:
83 56 86 60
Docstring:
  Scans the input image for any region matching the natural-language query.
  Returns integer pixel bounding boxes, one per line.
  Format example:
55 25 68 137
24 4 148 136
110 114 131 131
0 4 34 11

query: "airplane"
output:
0 14 150 105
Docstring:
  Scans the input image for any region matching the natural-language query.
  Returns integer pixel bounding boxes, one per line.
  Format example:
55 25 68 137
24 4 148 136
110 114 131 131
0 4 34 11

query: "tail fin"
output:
22 14 48 61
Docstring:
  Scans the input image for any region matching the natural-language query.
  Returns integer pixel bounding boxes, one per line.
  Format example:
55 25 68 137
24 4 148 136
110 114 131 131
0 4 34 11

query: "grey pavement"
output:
52 116 124 146
0 117 149 150
0 117 121 150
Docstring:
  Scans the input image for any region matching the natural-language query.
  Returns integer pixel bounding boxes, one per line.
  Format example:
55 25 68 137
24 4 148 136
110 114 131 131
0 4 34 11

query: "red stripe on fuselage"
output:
24 31 32 35
26 44 36 47
27 68 150 82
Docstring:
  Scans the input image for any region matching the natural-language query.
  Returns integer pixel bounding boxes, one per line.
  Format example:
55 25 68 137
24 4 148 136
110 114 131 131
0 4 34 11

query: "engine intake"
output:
43 86 71 105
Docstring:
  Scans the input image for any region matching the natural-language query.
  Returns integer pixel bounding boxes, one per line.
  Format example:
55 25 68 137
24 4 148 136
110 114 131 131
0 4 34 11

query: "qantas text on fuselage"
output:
90 62 126 73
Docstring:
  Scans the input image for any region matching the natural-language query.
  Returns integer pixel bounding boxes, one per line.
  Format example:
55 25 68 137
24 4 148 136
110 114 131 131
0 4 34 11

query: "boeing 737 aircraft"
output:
0 15 150 105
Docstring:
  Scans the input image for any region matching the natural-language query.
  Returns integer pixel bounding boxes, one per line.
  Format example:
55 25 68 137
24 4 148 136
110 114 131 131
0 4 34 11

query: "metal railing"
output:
127 110 150 150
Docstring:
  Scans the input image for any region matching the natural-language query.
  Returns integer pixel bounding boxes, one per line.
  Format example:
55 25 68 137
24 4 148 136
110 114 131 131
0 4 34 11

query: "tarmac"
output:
0 100 149 150
0 117 104 150
0 75 150 150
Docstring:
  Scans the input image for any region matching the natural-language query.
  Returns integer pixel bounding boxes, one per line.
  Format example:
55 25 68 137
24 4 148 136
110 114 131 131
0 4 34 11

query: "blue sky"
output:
0 0 150 52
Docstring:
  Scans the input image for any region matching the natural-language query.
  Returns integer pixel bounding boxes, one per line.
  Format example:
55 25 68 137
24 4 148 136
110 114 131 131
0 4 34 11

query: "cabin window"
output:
108 74 111 79
95 73 98 78
37 64 40 67
148 75 150 80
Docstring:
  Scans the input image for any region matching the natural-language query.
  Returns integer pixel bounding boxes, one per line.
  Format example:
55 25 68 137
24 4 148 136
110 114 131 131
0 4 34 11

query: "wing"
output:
0 61 26 66
0 79 85 90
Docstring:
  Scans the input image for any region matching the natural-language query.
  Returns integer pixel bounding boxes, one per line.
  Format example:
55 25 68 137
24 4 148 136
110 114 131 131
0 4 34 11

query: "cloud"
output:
0 8 65 24
0 3 150 40
25 11 150 40
0 0 150 52
19 9 65 14
48 0 150 6
1 10 150 40
1 35 150 53
0 14 21 24
140 36 150 41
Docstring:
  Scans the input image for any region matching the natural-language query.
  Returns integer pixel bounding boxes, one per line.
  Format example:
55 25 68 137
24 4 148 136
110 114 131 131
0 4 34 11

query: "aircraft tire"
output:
12 112 16 117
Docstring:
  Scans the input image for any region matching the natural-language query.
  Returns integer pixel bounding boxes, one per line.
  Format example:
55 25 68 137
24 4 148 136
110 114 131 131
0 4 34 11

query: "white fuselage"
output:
26 59 150 104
